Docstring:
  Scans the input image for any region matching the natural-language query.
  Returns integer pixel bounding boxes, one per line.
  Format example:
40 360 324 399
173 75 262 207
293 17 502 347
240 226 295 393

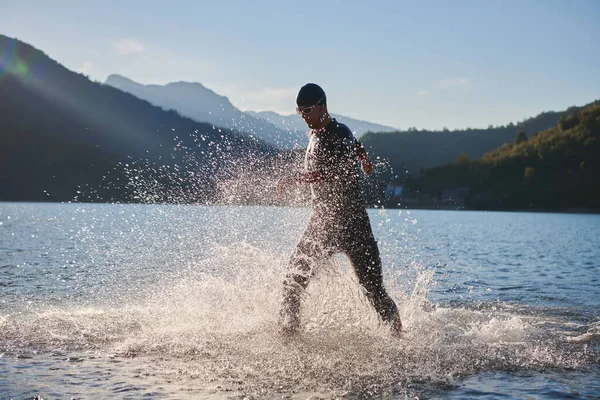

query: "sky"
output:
1 0 599 130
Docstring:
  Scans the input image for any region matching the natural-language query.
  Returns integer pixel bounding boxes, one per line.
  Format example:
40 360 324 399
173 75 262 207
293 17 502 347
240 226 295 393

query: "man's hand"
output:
302 171 324 184
277 172 324 195
276 176 296 196
360 156 374 175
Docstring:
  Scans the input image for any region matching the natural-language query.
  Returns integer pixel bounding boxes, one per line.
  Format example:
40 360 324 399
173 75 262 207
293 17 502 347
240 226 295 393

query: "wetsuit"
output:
281 119 399 330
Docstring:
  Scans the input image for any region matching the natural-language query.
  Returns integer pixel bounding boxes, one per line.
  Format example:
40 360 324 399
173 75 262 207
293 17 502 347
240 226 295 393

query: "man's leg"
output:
345 233 402 333
279 232 326 335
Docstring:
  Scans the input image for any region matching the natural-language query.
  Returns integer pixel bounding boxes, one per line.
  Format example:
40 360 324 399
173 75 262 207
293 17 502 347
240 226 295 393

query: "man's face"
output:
298 102 325 129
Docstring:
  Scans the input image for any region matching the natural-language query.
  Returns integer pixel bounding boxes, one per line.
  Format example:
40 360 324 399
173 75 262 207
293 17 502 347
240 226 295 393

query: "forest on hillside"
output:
0 35 276 203
400 101 600 210
361 105 587 176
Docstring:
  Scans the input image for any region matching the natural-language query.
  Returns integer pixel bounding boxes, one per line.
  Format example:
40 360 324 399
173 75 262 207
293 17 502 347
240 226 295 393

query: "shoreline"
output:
1 200 599 215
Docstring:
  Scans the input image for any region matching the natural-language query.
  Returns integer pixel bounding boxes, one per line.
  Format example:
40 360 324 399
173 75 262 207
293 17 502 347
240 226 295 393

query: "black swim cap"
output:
296 83 327 106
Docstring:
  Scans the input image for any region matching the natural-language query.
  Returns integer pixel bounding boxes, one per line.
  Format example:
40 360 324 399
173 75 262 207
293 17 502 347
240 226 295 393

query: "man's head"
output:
296 83 329 129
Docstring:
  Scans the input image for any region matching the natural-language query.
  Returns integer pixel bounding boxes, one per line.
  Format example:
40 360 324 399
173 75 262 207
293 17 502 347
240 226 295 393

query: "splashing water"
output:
1 227 597 399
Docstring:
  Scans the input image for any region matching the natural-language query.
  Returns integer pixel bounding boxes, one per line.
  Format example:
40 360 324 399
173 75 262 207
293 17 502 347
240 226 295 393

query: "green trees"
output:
456 153 471 165
515 132 528 144
405 101 600 210
361 105 582 177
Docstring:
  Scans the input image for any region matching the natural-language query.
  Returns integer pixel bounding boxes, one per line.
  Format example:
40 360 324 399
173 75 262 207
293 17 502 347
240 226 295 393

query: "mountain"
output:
360 104 594 177
104 75 306 149
0 35 275 203
246 111 398 137
406 101 600 210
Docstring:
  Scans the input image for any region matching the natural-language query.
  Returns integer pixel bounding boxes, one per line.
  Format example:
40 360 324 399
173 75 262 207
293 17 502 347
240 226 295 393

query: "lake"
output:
1 203 599 399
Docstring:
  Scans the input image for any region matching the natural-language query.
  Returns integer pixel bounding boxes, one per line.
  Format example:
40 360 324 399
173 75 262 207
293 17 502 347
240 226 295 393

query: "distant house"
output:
385 184 404 199
384 184 421 205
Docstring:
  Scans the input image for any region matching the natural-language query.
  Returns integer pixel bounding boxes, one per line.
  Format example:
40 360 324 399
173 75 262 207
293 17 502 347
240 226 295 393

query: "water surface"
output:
1 203 598 399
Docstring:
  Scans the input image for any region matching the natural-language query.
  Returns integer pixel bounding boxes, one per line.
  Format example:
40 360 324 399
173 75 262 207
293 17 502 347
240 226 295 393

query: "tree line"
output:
402 101 600 210
360 106 586 177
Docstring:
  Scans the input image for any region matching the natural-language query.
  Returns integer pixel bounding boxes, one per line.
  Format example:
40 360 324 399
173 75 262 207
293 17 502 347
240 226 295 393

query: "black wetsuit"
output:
281 119 399 328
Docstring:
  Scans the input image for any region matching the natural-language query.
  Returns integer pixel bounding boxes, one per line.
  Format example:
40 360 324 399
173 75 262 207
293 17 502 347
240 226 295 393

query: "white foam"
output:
566 321 600 343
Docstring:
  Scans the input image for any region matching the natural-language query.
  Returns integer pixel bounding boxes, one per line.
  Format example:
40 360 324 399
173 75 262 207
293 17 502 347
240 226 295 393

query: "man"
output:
277 83 402 337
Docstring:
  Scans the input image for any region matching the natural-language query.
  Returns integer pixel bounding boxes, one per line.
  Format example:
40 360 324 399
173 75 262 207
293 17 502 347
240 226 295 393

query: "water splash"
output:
1 242 596 398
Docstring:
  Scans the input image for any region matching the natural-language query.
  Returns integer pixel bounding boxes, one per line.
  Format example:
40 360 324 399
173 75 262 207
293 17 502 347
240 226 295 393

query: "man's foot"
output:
390 316 403 337
279 322 299 338
279 287 302 339
278 307 300 334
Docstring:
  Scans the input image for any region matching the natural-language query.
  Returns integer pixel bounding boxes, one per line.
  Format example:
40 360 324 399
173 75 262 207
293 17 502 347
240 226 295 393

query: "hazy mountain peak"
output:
105 74 139 86
167 80 209 89
161 80 229 103
104 75 399 147
104 75 304 148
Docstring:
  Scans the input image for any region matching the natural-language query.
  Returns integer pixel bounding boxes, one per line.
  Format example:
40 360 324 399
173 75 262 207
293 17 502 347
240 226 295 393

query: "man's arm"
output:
296 171 324 183
355 139 374 175
276 171 324 195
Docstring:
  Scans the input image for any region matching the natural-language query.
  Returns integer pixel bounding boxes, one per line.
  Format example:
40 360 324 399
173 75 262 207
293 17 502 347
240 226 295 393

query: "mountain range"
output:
0 34 275 203
104 75 397 149
104 74 304 149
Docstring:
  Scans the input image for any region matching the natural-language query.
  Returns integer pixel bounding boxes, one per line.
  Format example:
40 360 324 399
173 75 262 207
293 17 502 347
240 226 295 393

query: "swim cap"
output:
296 83 327 106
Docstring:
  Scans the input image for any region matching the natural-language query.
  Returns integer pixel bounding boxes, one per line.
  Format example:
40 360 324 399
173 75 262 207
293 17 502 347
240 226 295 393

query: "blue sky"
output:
2 0 599 130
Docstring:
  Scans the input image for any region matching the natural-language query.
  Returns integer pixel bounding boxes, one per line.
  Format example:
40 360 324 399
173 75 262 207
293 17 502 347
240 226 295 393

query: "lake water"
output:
0 203 599 399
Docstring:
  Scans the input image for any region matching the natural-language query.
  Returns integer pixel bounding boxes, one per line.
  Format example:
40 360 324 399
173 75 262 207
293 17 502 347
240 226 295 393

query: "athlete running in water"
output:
277 83 402 336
